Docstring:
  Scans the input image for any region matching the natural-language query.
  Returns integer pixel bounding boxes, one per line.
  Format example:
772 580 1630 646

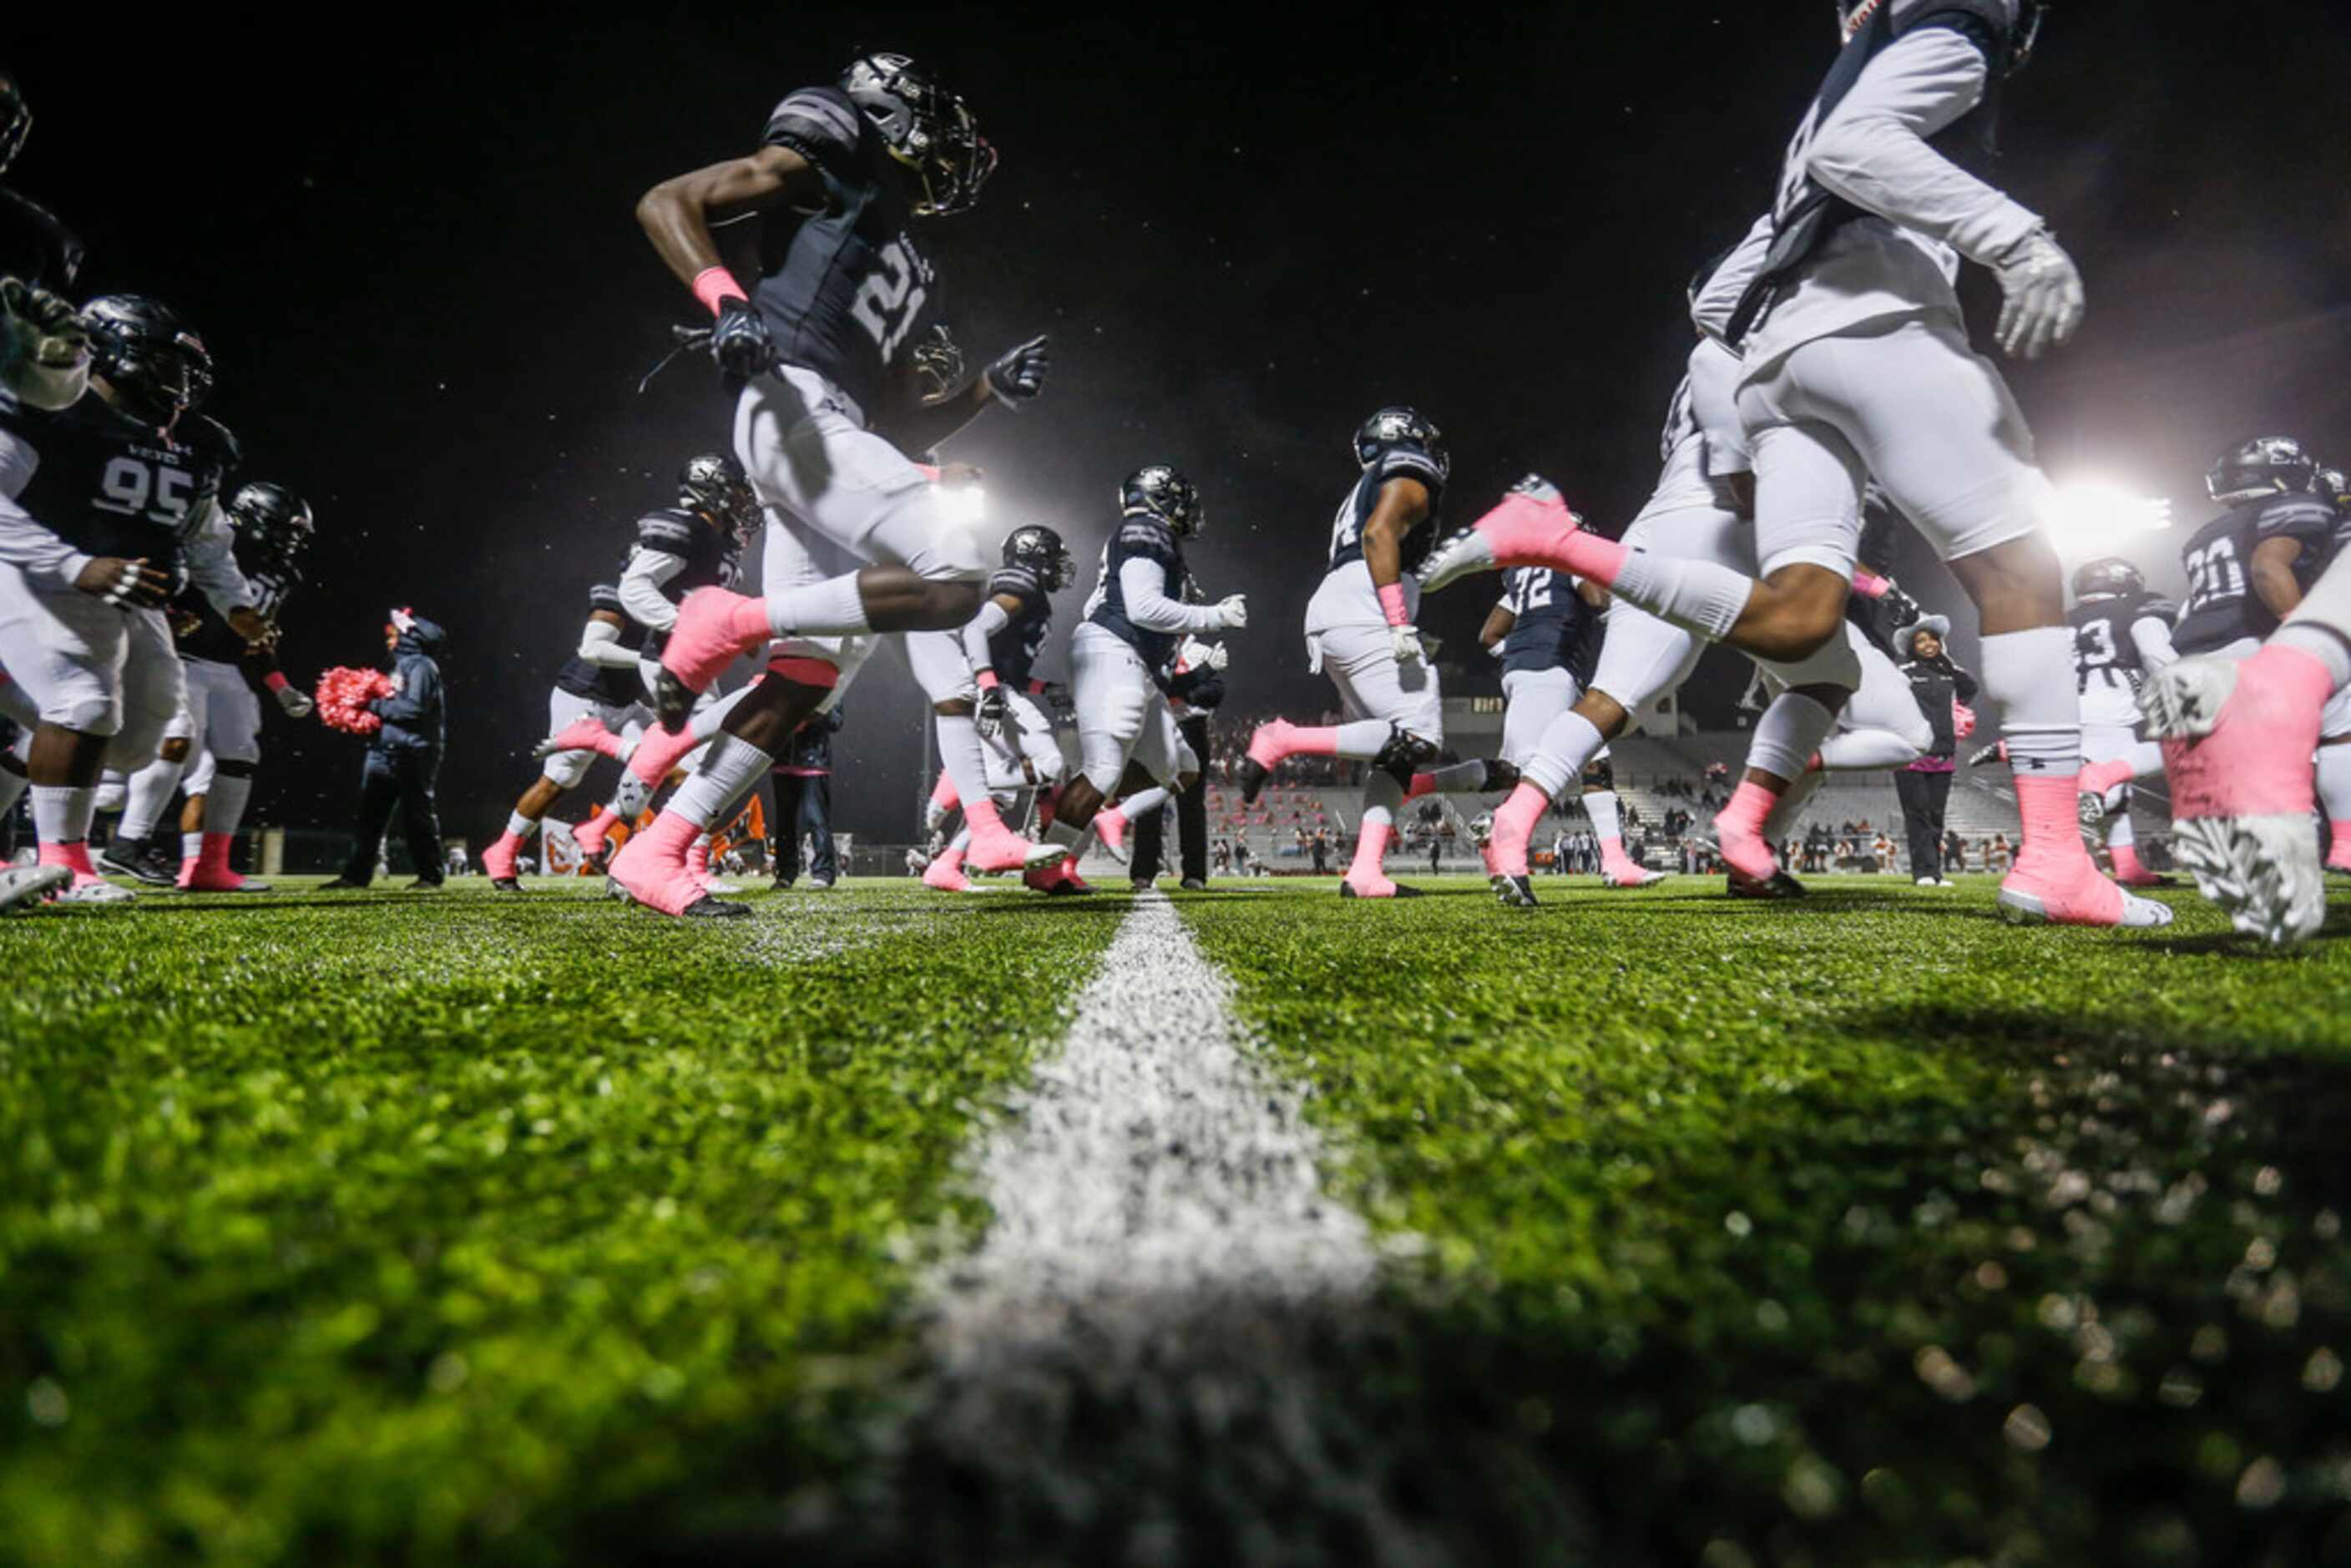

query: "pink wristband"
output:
913 463 943 483
264 672 291 693
1377 581 1411 628
690 266 749 318
1852 569 1892 600
974 668 1000 690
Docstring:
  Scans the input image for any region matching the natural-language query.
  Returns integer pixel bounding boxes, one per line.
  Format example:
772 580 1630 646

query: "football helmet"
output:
1120 465 1204 538
81 295 213 429
912 323 965 399
2071 557 2144 600
2315 466 2349 513
1002 524 1074 590
2207 436 2316 506
0 71 27 177
678 452 760 543
227 482 315 570
1353 406 1449 483
839 53 996 217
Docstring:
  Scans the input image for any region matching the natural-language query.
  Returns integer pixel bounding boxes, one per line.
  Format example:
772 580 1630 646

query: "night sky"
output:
10 4 2348 844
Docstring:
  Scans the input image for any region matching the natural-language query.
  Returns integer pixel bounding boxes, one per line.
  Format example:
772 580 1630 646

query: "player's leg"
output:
105 702 193 884
170 668 268 892
0 569 137 900
1040 626 1151 857
1315 625 1439 898
2320 697 2351 875
907 629 1051 871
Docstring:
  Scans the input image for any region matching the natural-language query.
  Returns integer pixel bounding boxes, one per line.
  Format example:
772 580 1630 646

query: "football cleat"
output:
1727 867 1807 900
1235 753 1272 807
54 874 135 905
1492 873 1539 908
653 587 765 731
490 877 523 893
1995 872 2172 928
1966 741 2009 769
1093 808 1131 864
98 839 178 887
0 864 71 913
1416 476 1576 594
1341 879 1423 899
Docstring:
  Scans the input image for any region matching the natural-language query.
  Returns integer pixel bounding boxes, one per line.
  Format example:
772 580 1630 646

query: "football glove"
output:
974 682 1009 740
275 682 316 719
709 296 776 380
1040 680 1075 717
1 277 91 412
1391 625 1426 665
1216 594 1248 630
983 334 1049 405
1992 228 2085 362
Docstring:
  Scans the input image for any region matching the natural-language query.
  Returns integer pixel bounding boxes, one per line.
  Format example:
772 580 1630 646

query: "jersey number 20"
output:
851 238 928 366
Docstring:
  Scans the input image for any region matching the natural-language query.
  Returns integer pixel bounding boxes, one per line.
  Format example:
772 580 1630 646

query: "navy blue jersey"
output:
555 584 644 706
2172 493 2335 654
0 185 83 291
631 507 741 655
752 87 940 427
1499 568 1599 680
2070 589 2179 695
1323 444 1447 577
1084 514 1187 670
985 564 1053 688
0 390 236 586
175 531 298 666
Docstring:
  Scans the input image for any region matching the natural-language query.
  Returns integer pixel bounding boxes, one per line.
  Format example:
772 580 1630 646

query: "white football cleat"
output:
54 875 136 905
0 864 71 912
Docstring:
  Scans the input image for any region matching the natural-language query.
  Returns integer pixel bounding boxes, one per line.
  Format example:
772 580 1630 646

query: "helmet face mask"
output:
81 295 214 432
2070 556 2143 601
1121 465 1204 539
0 74 28 177
911 323 966 400
839 53 997 217
2207 436 2316 506
1002 524 1074 591
2315 467 2349 513
679 452 760 544
1353 406 1449 484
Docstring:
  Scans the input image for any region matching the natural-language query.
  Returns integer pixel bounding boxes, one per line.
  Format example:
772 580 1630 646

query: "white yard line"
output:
920 888 1378 1399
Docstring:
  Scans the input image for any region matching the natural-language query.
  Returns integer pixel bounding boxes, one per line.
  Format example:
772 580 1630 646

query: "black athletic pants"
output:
772 771 836 883
1895 766 1953 880
1130 714 1210 884
341 746 444 885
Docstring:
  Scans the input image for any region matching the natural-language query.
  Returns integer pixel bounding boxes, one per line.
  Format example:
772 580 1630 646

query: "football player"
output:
1034 466 1244 865
2063 557 2179 887
2171 439 2333 664
102 482 316 891
1423 3 2159 928
0 295 263 902
2315 466 2351 876
958 521 1088 892
0 67 89 415
481 582 650 892
614 53 1056 917
1237 409 1509 897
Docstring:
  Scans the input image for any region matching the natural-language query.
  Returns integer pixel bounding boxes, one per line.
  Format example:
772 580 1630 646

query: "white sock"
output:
1747 692 1839 783
1610 551 1755 641
1816 727 1923 771
181 830 205 862
766 573 871 639
1980 627 2080 776
934 714 996 826
32 784 95 846
1523 711 1605 802
504 810 541 841
1762 766 1827 842
1427 760 1494 792
2278 554 2351 690
1583 789 1621 842
202 774 254 837
667 734 776 829
119 756 181 840
1332 719 1396 761
2106 809 2136 852
2319 746 2351 826
1120 786 1170 818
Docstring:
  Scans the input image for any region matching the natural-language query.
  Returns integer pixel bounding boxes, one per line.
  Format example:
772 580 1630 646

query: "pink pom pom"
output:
1952 701 1978 741
315 666 395 736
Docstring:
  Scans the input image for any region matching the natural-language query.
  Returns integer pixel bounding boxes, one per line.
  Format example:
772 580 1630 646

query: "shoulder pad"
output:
1116 519 1177 557
989 566 1041 599
588 583 626 615
185 415 240 471
1375 446 1444 492
635 509 699 554
2256 496 2336 537
2135 597 2180 625
763 86 864 164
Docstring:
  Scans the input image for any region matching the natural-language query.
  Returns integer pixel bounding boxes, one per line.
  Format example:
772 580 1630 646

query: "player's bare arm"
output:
1360 477 1429 590
635 147 826 286
1479 604 1515 651
2250 536 2308 620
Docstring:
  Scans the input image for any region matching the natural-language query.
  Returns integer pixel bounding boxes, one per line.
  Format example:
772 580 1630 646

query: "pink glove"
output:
1952 701 1977 740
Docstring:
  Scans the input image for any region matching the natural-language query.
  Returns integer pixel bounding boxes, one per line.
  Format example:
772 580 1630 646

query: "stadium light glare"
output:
2041 480 2173 560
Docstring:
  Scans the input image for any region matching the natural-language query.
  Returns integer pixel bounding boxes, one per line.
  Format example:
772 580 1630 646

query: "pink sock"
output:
1251 721 1336 767
2111 842 2151 883
1035 787 1059 832
1714 781 1780 882
966 796 1015 840
2078 757 2131 797
39 840 98 876
2329 822 2351 871
1599 836 1641 877
929 770 959 814
1405 773 1434 801
725 594 771 648
579 807 619 835
639 812 699 859
1491 783 1546 878
1346 822 1392 885
2012 775 2094 878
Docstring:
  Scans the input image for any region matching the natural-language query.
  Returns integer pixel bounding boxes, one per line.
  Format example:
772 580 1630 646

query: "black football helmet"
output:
912 323 965 400
1120 465 1204 538
678 452 759 543
2071 557 2144 600
1353 406 1450 483
1002 524 1074 590
227 482 315 572
0 71 28 177
2315 466 2349 513
839 53 996 217
2207 436 2316 506
81 295 214 431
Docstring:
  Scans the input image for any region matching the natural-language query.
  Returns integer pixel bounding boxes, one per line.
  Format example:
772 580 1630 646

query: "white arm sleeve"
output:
619 547 687 633
1690 212 1776 340
577 616 640 670
2131 615 2179 673
0 419 90 584
961 598 1011 672
1803 29 2045 267
1119 556 1221 634
185 498 259 617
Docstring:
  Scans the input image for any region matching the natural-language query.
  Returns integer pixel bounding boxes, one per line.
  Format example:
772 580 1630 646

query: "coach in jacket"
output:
1895 615 1978 886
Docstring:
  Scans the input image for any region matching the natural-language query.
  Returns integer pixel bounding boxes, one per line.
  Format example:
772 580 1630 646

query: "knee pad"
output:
1373 726 1439 786
1757 630 1862 693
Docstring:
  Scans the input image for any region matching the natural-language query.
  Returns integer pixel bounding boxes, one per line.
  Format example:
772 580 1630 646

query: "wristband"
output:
974 668 1000 690
913 463 943 483
264 672 291 693
690 266 750 318
1377 581 1411 629
1852 569 1892 600
1026 678 1048 695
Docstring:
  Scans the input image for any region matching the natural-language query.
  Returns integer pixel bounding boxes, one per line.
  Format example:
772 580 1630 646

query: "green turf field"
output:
3 875 2348 1565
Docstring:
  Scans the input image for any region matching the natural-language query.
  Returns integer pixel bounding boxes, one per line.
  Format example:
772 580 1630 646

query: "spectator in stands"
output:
1893 615 1978 888
1309 829 1328 874
1989 832 2011 874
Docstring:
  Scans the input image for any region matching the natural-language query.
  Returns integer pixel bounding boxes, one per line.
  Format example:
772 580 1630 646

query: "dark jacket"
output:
1897 648 1978 761
369 616 447 755
781 708 842 773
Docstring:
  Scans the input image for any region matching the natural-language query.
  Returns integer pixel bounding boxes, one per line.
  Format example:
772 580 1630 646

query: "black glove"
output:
974 682 1009 741
983 334 1049 405
1040 680 1074 718
710 297 776 381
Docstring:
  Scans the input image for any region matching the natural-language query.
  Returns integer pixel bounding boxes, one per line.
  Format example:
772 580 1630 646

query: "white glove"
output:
1 278 93 412
1204 640 1229 672
1216 594 1248 631
275 683 316 719
1992 228 2085 362
1391 625 1426 665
